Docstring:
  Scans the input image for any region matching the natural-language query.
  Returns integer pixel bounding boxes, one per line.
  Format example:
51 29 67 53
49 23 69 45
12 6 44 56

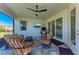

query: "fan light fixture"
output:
26 5 47 28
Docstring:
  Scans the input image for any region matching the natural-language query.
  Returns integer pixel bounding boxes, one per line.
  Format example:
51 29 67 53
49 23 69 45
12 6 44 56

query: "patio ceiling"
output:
0 3 70 19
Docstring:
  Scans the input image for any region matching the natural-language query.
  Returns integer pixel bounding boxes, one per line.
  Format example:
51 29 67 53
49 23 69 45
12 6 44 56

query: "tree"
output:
0 25 6 32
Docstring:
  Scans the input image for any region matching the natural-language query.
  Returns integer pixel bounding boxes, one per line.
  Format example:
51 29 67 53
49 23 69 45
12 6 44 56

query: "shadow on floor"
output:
51 39 74 55
59 47 74 55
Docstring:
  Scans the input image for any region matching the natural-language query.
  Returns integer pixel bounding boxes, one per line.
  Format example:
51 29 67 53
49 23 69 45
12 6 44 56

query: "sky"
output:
0 12 13 27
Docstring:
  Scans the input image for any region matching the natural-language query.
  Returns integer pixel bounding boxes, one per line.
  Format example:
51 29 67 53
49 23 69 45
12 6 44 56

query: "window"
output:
50 22 52 32
20 21 27 31
56 17 62 39
71 8 76 45
52 20 55 36
48 18 62 39
48 20 55 36
48 22 50 33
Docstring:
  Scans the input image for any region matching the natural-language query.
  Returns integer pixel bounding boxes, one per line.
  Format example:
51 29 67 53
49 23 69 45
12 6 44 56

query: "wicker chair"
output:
40 32 53 45
4 35 35 55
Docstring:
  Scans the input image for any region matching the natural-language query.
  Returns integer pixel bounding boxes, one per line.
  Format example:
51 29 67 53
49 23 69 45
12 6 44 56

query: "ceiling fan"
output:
26 5 47 17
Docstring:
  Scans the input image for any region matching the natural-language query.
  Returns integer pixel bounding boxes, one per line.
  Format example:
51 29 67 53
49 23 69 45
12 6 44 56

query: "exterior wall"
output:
46 4 79 54
14 18 46 38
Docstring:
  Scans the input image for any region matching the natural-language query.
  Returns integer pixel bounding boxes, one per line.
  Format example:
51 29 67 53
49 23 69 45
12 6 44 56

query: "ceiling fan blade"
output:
26 7 36 12
38 9 47 12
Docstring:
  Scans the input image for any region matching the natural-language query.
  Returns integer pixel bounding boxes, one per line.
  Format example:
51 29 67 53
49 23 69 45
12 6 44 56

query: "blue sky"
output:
0 12 13 27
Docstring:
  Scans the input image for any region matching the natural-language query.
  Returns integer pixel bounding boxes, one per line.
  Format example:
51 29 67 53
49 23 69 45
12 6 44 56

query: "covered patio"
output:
0 3 79 55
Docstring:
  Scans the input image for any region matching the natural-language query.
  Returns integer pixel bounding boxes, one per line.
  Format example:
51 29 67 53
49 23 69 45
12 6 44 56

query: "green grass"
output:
0 32 12 38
